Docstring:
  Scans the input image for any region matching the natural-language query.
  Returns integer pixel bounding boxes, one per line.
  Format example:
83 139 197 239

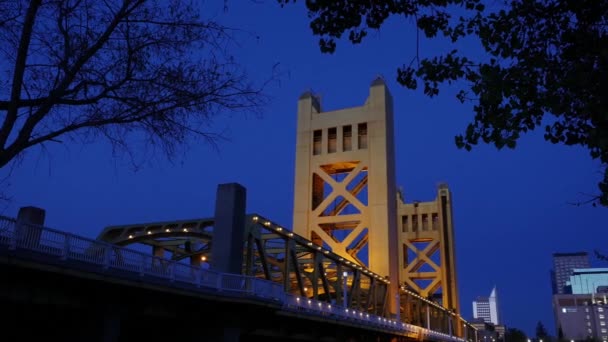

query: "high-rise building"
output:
553 268 608 340
552 252 591 294
473 286 500 325
568 268 608 294
553 293 608 341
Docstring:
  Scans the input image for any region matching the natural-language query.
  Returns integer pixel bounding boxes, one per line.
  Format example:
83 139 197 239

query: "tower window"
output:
358 123 368 149
402 215 409 232
328 127 337 153
422 214 429 231
313 130 322 155
343 125 352 151
411 215 418 232
432 213 439 230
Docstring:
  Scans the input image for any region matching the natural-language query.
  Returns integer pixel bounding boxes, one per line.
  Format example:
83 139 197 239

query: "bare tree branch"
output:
0 0 271 171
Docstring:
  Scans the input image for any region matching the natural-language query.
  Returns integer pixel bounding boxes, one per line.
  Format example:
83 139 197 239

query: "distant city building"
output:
568 268 608 294
473 286 500 325
552 252 591 294
470 318 499 342
553 293 608 341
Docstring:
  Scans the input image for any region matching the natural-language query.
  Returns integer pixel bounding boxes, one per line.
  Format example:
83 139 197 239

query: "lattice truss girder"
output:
96 218 215 263
245 216 387 316
402 237 444 301
96 214 390 316
309 161 369 266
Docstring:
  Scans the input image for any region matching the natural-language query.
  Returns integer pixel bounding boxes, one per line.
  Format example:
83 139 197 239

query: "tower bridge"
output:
0 78 474 341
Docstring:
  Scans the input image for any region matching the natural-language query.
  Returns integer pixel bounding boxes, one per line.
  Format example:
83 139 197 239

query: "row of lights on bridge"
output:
125 228 209 263
127 227 192 239
252 215 390 285
293 296 463 340
399 285 471 326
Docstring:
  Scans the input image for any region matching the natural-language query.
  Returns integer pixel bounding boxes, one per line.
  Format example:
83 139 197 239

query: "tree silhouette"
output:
281 0 608 206
0 0 269 171
536 321 548 340
506 327 528 342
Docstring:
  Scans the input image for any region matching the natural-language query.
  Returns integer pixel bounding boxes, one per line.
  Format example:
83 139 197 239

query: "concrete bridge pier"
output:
13 206 45 248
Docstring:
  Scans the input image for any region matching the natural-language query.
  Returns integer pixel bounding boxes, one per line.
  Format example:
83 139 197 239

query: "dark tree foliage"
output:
536 321 548 339
280 0 608 206
506 327 529 342
0 0 268 170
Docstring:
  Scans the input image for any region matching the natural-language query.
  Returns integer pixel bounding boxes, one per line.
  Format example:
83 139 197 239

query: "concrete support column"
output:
211 183 246 274
15 206 45 247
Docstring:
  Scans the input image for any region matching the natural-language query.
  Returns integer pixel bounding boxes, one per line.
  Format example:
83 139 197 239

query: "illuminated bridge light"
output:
296 297 300 301
165 228 170 232
276 227 283 231
183 228 188 232
200 255 207 261
316 246 321 251
323 250 329 254
327 304 331 309
147 231 152 235
128 235 133 239
287 232 293 237
307 242 312 246
264 221 271 226
307 300 311 304
252 216 259 221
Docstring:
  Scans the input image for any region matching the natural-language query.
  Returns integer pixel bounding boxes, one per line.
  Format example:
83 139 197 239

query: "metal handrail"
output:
0 216 464 342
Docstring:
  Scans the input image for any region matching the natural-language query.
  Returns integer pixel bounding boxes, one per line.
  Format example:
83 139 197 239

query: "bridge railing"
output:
0 216 466 342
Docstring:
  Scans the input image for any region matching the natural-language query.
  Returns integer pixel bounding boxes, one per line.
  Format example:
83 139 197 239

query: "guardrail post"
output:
103 246 111 269
217 273 223 291
139 255 145 276
194 269 201 287
169 263 175 282
9 227 16 250
62 235 70 260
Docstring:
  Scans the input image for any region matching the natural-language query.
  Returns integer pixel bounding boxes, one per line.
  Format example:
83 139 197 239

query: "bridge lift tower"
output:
291 78 460 320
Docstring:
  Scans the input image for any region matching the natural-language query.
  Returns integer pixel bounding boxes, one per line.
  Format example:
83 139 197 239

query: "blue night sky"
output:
3 1 607 337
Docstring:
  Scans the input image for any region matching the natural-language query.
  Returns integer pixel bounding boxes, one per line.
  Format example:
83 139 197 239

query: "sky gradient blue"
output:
3 1 607 337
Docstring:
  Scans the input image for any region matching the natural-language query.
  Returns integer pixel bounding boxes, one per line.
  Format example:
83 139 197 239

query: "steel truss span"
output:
94 214 476 338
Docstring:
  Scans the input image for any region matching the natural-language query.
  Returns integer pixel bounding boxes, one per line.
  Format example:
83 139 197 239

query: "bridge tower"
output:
292 78 400 314
398 184 461 316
